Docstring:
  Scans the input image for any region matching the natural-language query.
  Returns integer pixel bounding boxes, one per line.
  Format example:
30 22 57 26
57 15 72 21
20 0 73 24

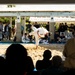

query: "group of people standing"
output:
0 21 11 41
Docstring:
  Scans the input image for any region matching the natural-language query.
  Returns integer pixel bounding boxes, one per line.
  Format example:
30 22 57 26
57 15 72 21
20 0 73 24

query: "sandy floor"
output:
0 44 64 66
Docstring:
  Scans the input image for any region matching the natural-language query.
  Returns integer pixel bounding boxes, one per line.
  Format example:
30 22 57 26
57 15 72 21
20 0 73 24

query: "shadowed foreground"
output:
0 44 63 66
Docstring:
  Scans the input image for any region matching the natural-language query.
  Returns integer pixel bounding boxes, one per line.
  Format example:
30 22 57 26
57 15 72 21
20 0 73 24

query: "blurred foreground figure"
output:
63 28 75 69
29 25 49 49
5 44 34 75
36 50 52 71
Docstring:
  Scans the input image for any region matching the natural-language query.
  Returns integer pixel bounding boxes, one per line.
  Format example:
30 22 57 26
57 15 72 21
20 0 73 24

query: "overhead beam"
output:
0 11 75 17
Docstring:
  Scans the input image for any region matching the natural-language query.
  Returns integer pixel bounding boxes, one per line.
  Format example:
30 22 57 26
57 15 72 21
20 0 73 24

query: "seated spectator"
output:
65 31 73 41
54 31 60 43
5 44 34 75
41 55 65 75
22 33 30 43
42 32 51 44
60 32 66 43
56 32 66 43
36 50 52 71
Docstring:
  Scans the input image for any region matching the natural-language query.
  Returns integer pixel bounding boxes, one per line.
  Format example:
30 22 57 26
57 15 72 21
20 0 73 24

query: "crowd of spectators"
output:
54 22 75 43
0 43 75 75
22 22 75 44
0 21 75 75
0 21 75 44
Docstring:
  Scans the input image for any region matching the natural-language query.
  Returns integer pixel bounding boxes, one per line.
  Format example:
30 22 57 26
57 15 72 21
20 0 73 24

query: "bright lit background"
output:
0 4 75 11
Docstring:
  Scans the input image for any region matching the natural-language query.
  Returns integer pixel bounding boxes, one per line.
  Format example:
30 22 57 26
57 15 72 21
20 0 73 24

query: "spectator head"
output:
5 44 28 75
43 50 52 60
5 43 28 62
52 55 62 68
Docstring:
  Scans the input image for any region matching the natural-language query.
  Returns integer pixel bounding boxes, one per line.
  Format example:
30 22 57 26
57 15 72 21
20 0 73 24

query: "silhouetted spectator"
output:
34 22 40 28
58 23 65 33
0 56 5 75
51 55 63 68
69 23 74 32
64 22 68 31
36 50 52 71
26 21 32 33
45 22 49 31
61 69 75 75
5 44 34 75
41 55 64 75
54 31 60 42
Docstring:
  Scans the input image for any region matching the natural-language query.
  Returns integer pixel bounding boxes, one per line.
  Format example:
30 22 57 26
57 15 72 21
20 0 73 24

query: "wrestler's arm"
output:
37 30 41 38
